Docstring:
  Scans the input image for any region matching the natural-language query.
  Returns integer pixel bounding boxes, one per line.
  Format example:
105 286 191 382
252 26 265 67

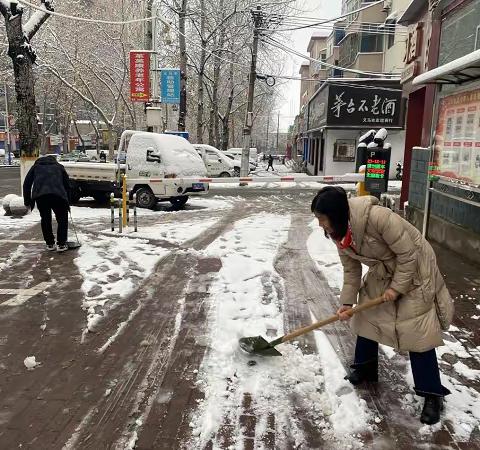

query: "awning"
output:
412 49 480 85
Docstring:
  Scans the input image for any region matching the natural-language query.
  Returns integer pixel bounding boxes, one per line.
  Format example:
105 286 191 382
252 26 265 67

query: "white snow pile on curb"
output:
188 214 370 448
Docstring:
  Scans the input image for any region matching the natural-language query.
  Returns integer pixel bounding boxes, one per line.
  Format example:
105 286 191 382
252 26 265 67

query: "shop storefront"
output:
402 0 480 262
305 80 406 177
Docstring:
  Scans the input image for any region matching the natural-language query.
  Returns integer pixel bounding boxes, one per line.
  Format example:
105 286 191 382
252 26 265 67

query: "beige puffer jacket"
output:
339 196 454 352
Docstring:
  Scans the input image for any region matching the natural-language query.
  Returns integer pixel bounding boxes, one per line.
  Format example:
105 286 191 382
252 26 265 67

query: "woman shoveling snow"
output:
311 187 454 426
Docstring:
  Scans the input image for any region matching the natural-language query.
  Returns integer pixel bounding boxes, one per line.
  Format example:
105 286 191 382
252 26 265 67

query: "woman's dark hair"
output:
311 186 349 240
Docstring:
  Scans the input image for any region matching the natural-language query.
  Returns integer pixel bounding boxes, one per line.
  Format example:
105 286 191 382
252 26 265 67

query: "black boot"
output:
344 359 378 385
420 395 444 425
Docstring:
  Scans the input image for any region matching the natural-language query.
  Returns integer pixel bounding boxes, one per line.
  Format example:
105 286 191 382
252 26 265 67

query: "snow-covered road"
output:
0 188 479 449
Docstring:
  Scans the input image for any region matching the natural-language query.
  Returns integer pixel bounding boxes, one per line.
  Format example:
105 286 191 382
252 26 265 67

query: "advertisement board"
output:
161 69 181 104
433 88 480 186
129 51 150 102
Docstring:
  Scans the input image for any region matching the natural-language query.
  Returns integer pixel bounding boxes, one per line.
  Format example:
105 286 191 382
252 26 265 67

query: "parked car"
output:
193 144 236 177
60 152 90 162
226 147 258 162
223 152 256 174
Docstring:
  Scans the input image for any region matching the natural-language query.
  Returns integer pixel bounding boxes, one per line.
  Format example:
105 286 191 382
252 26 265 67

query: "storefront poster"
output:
434 88 480 185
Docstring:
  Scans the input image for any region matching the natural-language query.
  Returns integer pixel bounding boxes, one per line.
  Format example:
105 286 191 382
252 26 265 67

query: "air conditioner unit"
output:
382 0 392 12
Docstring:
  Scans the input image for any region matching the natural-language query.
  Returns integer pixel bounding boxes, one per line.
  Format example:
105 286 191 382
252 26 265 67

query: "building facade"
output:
401 0 480 263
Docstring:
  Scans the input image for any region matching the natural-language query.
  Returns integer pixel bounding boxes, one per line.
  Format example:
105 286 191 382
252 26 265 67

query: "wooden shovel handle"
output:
280 296 386 344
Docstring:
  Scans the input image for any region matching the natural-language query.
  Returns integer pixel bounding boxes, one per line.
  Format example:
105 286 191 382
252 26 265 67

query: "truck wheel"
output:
70 183 82 204
136 187 156 209
219 172 231 178
169 196 189 208
234 167 240 177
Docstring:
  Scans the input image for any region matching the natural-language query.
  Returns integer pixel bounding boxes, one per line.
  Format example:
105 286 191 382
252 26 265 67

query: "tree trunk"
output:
208 104 215 146
1 1 53 184
195 0 206 144
212 0 225 147
221 58 235 150
177 0 188 131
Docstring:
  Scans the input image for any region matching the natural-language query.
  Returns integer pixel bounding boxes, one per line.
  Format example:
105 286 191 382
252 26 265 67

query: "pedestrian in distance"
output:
23 155 72 252
266 154 274 172
311 186 454 425
99 150 107 162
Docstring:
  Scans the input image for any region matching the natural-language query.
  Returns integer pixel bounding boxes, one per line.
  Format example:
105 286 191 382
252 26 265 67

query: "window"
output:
386 22 396 49
439 0 480 65
321 53 326 61
361 32 383 52
333 139 356 162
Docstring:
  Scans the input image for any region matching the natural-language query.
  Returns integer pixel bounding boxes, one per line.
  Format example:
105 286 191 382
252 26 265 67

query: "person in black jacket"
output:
266 154 274 172
23 155 71 252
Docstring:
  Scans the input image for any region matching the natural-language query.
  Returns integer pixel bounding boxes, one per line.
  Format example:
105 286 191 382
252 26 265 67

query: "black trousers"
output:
266 163 274 171
354 335 450 397
36 195 69 246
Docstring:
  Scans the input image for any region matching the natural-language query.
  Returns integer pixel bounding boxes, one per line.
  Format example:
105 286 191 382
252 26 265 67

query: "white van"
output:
223 151 256 173
193 144 236 177
62 131 209 209
226 147 258 162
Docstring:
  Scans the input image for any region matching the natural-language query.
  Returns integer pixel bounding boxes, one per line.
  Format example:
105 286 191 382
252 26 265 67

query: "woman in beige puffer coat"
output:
311 187 454 426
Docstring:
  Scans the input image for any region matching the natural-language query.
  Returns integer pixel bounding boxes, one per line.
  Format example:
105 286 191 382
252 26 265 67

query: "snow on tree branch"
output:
24 0 54 40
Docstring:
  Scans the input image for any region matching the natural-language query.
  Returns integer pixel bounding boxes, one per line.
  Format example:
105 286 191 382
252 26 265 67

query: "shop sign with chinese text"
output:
130 51 150 102
161 69 181 104
327 84 404 128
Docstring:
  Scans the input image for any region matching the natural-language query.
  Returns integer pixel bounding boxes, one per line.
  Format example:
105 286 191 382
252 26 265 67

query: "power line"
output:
267 0 384 32
263 35 401 78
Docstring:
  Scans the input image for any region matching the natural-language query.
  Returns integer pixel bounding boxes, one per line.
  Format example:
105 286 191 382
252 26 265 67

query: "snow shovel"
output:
67 211 82 250
239 296 386 356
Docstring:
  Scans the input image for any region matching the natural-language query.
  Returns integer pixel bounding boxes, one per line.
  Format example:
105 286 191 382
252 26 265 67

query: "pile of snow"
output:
188 214 370 448
2 193 18 215
24 355 40 370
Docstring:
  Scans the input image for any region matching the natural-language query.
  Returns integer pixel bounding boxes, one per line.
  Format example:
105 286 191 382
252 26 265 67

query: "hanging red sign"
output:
130 51 150 102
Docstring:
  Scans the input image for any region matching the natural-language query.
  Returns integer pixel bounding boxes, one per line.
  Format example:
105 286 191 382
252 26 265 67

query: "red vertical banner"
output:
130 51 150 102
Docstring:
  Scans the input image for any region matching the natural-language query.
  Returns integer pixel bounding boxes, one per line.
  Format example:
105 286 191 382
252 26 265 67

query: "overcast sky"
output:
275 0 342 131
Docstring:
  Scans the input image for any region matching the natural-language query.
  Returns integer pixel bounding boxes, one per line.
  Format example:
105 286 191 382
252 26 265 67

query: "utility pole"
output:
177 0 187 132
240 6 263 177
276 111 280 155
265 114 269 155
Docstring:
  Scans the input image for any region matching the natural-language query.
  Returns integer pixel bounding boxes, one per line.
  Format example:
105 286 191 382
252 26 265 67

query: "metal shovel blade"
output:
238 336 282 357
67 241 82 250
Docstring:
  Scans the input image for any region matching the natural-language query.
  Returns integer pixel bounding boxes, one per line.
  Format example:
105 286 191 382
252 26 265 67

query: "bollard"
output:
122 175 128 228
126 192 130 228
110 193 115 232
133 193 138 232
118 200 123 233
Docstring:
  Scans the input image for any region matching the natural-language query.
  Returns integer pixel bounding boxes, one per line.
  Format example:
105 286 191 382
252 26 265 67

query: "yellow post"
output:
122 174 128 228
356 165 370 197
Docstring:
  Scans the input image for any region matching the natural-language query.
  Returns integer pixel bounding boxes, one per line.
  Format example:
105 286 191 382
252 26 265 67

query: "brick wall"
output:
408 148 429 209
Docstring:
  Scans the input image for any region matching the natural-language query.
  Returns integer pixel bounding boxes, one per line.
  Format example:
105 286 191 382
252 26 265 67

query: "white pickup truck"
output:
62 131 209 209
